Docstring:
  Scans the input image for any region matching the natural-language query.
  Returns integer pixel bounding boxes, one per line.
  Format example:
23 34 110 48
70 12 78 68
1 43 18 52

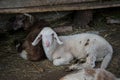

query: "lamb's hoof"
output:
65 67 74 72
69 64 78 70
69 64 83 70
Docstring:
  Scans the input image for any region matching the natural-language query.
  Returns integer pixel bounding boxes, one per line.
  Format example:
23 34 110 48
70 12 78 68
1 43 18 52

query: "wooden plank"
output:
0 0 96 8
54 26 73 33
0 1 120 13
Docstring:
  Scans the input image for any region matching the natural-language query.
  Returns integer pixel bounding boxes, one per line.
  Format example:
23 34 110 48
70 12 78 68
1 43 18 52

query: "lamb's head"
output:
8 13 34 31
32 27 63 47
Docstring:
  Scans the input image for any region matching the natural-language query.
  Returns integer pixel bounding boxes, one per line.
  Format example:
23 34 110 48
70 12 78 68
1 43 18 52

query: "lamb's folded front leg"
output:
53 52 74 66
69 53 96 70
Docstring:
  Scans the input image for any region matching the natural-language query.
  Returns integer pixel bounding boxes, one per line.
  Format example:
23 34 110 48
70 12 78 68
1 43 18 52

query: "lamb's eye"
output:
51 33 54 36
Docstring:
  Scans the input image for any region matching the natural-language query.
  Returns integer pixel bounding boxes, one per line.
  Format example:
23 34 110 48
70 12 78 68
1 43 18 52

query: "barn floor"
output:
0 9 120 80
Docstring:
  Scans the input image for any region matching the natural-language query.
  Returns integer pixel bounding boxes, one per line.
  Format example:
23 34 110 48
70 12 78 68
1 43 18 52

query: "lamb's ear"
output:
52 32 63 45
23 13 34 24
32 33 42 46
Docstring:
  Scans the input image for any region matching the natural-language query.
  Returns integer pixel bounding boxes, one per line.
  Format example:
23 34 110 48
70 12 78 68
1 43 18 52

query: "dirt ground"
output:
0 8 120 80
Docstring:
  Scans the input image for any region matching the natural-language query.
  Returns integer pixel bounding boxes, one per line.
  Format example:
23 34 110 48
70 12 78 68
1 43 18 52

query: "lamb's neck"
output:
43 41 58 61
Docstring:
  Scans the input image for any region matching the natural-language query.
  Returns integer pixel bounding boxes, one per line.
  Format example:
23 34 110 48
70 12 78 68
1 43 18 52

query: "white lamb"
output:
32 27 113 70
60 68 120 80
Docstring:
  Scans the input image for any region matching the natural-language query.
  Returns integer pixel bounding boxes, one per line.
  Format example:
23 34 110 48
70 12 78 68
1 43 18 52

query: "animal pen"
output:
0 0 120 80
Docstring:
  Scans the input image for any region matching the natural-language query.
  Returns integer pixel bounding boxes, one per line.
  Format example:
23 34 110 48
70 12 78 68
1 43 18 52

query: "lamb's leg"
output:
69 53 96 70
53 54 73 66
100 52 112 69
53 58 71 66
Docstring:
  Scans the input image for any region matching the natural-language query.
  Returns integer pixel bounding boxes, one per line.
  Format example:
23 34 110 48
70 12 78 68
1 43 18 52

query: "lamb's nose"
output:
46 41 50 47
